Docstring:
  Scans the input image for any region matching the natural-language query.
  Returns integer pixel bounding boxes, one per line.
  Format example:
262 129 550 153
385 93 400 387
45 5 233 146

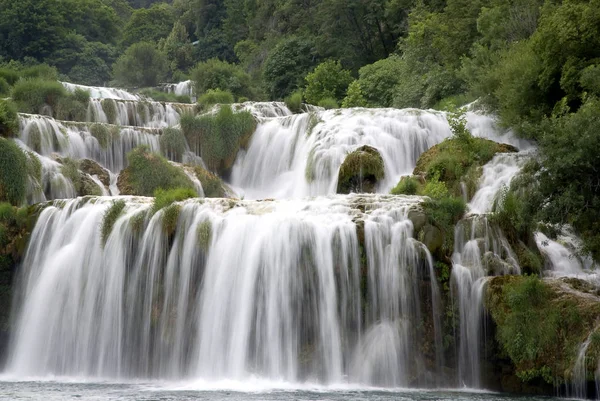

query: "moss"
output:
60 158 103 196
151 187 197 215
413 136 518 199
101 99 118 124
305 112 321 137
89 123 111 149
0 99 19 138
391 175 423 195
197 219 212 251
159 127 186 161
194 166 226 198
336 145 385 194
118 146 195 196
0 138 28 206
130 210 148 233
26 152 42 183
486 275 600 385
101 200 126 245
161 204 181 236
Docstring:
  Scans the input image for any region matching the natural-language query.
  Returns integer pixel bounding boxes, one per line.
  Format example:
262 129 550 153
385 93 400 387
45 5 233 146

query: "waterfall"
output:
7 194 441 385
451 150 527 387
62 82 140 101
231 108 525 200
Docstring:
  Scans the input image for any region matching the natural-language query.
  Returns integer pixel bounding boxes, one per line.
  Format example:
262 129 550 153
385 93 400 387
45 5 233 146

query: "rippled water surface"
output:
0 380 566 401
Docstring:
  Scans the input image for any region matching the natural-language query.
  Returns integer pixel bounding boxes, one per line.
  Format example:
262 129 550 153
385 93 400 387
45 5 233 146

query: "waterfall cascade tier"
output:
232 108 525 200
8 194 442 386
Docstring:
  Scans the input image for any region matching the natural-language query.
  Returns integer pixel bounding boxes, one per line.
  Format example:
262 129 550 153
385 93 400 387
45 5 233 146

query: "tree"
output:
304 60 353 105
121 3 175 48
263 36 320 99
159 21 195 74
113 42 168 87
356 56 405 107
191 58 256 99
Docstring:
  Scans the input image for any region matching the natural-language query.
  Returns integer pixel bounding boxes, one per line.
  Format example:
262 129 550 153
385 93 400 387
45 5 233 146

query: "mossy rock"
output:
422 224 443 254
413 137 518 199
486 275 600 387
79 159 110 188
336 145 385 194
193 166 226 198
117 168 135 195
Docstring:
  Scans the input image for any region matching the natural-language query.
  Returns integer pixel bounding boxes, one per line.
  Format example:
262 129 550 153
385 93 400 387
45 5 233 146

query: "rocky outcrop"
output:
336 145 385 194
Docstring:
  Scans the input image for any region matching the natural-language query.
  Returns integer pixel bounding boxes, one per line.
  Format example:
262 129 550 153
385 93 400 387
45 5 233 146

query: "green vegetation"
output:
181 106 256 172
317 98 338 110
193 166 226 198
336 145 384 194
101 200 126 245
159 127 186 162
151 187 197 215
60 158 104 196
113 42 168 87
191 59 256 101
197 219 212 251
486 275 600 384
342 81 368 108
0 99 18 138
117 146 195 196
0 138 28 206
284 91 303 114
89 124 112 149
197 89 234 108
304 61 352 106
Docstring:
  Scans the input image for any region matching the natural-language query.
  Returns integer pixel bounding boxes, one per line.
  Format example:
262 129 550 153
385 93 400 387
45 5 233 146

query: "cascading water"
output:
62 82 141 101
7 195 442 386
451 151 527 387
232 108 526 200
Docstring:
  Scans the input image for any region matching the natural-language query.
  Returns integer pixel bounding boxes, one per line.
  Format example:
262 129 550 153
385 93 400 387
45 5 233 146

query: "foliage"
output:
0 138 28 206
303 60 352 105
486 275 600 384
113 42 168 87
336 145 385 194
191 59 255 100
159 127 187 162
0 99 18 138
284 91 303 114
121 145 195 196
11 78 67 114
151 187 197 214
120 3 175 48
391 176 421 196
158 20 194 74
317 97 338 110
101 199 126 245
263 36 320 100
197 89 234 107
194 166 226 198
182 106 256 172
89 123 112 149
342 80 368 108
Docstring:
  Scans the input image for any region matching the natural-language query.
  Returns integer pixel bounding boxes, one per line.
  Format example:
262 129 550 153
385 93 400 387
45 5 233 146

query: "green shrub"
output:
0 99 19 138
285 91 303 113
159 127 187 161
101 200 126 245
89 124 111 149
304 60 353 105
11 78 67 114
54 96 88 121
184 106 256 172
151 187 197 214
0 68 20 86
317 97 338 109
122 145 195 196
101 99 118 124
72 88 91 106
0 78 10 96
113 42 168 87
423 194 466 255
391 176 421 195
191 58 256 100
0 138 28 206
342 80 368 108
161 204 181 235
194 167 226 198
20 64 58 81
198 89 234 107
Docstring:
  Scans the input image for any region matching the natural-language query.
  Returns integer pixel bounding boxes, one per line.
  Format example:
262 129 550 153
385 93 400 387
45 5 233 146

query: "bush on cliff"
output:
336 145 385 194
0 138 28 206
118 146 195 196
0 99 19 138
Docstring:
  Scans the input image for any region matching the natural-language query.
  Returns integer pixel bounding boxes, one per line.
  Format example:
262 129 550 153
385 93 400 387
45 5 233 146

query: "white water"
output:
232 108 525 200
7 195 442 387
62 82 140 101
165 80 195 98
86 98 190 128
